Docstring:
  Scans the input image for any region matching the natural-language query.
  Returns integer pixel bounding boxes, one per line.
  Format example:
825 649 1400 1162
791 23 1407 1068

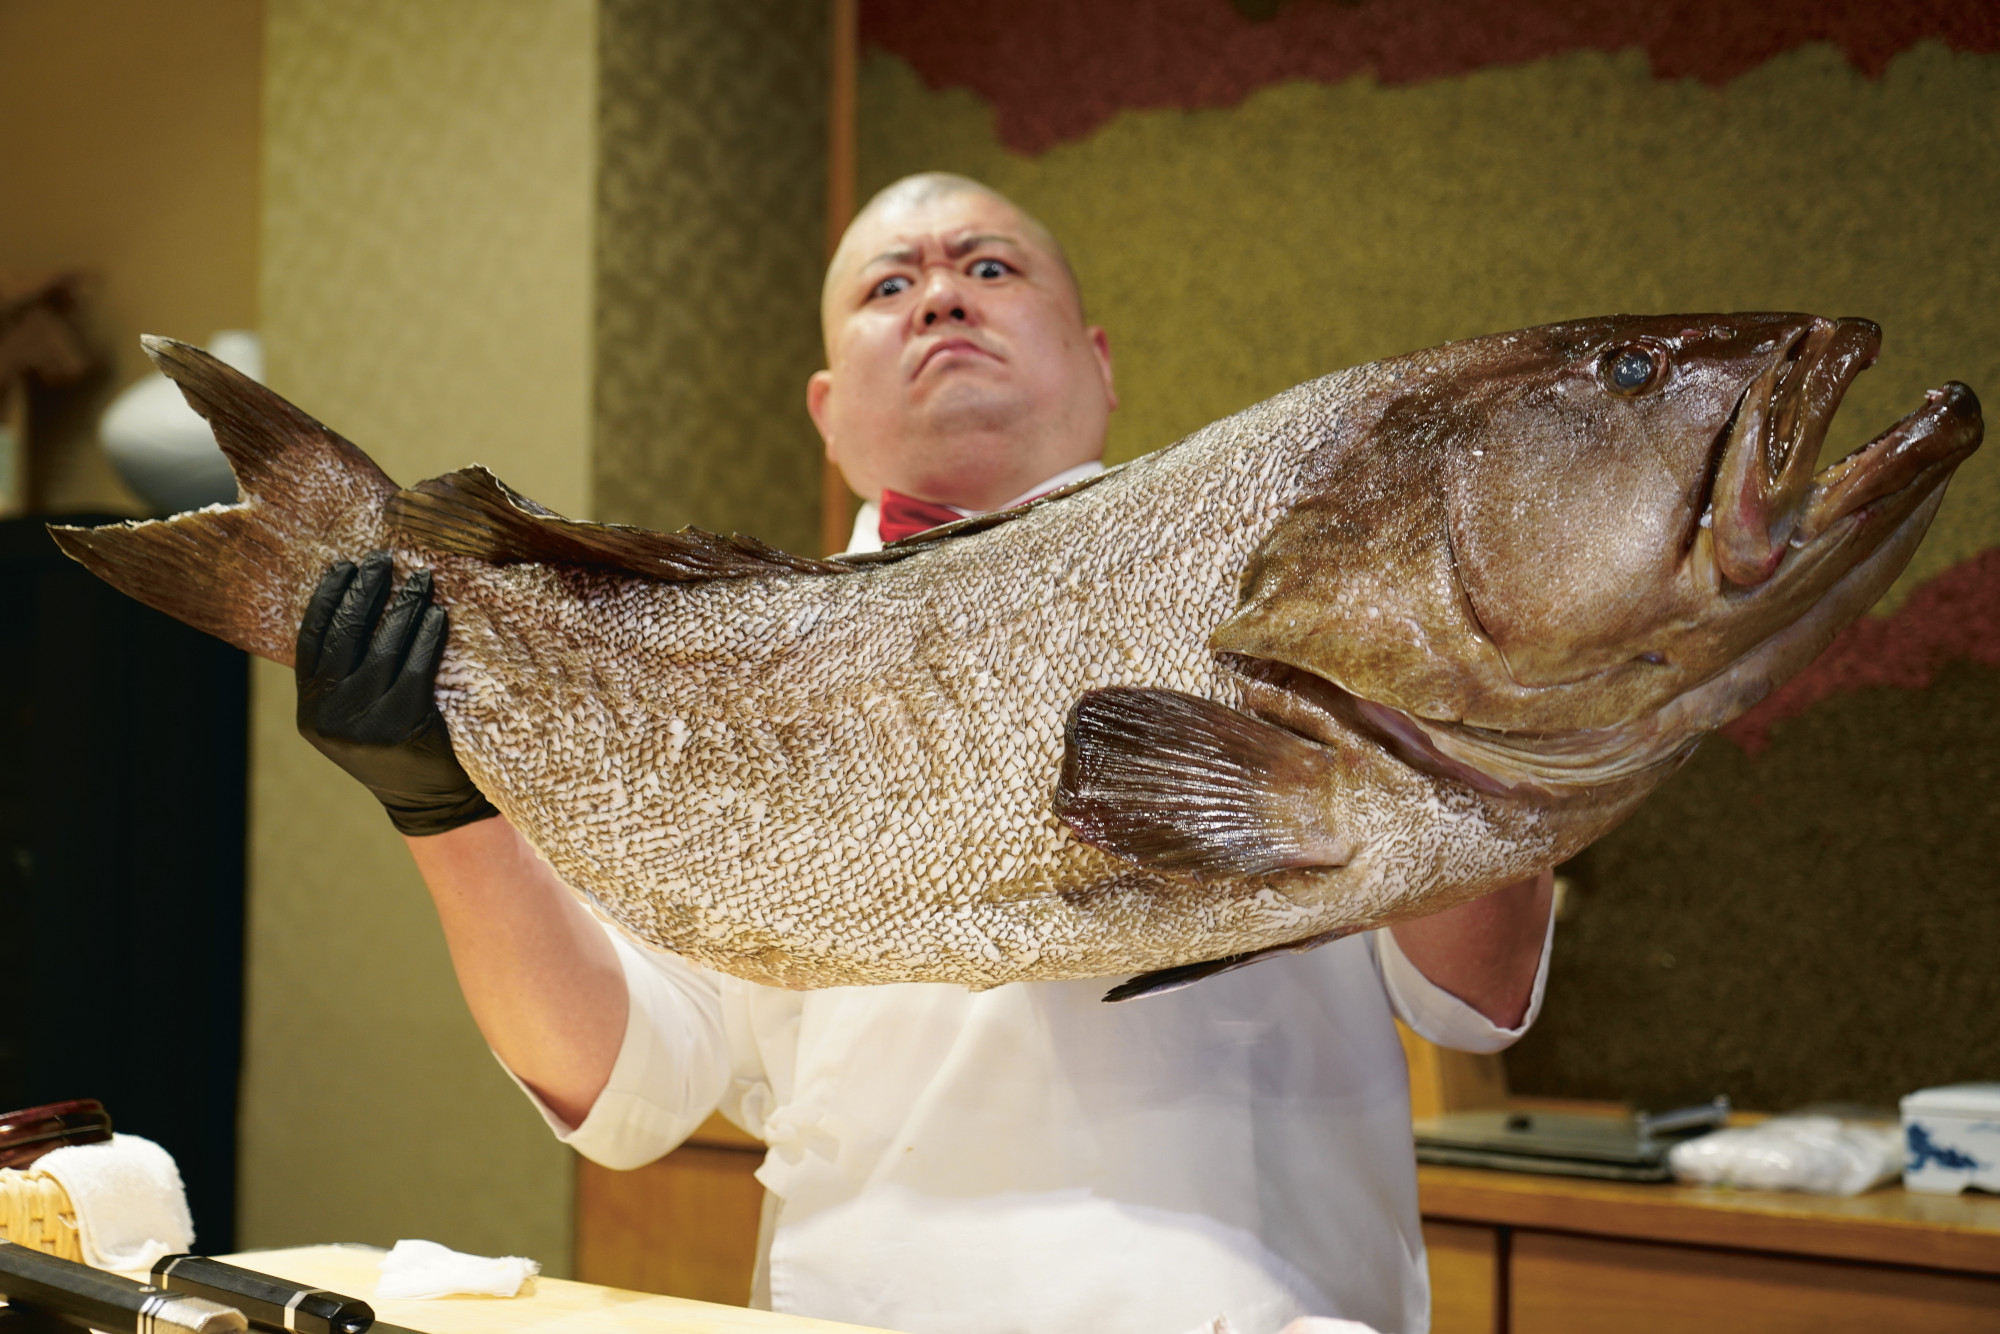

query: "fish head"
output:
1212 313 1983 791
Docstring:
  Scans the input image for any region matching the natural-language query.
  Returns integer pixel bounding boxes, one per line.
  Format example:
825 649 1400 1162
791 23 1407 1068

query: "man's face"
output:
808 188 1116 511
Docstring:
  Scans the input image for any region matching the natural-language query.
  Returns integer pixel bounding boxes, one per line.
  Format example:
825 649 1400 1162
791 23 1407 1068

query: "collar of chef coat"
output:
843 459 1106 556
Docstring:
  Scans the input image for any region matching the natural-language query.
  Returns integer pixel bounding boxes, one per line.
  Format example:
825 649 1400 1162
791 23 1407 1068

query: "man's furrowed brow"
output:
862 234 1021 270
945 232 1023 258
863 242 922 269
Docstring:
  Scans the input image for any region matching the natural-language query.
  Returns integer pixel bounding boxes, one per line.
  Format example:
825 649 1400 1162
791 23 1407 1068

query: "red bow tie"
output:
878 489 972 543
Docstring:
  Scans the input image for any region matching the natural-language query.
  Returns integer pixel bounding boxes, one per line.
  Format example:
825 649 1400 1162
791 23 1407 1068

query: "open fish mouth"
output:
1704 317 1982 590
1788 379 1982 545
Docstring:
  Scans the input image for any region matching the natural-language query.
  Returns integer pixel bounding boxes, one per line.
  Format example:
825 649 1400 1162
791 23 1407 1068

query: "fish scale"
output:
51 317 1981 997
421 391 1339 986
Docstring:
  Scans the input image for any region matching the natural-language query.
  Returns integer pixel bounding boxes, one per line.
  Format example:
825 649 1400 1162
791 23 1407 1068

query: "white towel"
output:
34 1134 194 1270
376 1238 539 1299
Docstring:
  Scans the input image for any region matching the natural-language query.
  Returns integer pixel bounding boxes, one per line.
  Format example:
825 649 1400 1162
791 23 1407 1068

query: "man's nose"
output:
918 270 971 327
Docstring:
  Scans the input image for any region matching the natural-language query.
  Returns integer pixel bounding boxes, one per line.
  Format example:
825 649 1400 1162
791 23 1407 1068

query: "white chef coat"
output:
503 481 1553 1334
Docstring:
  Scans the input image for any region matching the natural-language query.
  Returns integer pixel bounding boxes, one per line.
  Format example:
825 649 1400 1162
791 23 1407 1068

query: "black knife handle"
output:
0 1304 72 1334
149 1258 372 1334
0 1242 245 1334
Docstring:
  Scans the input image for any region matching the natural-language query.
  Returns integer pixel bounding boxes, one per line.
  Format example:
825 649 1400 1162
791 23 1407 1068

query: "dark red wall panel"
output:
1724 546 2000 755
861 0 2000 153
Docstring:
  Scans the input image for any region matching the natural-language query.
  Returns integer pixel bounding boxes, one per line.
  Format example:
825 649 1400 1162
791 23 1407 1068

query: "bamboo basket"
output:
0 1166 84 1261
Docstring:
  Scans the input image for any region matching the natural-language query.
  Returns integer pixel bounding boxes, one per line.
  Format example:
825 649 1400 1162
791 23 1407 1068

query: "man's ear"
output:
1088 326 1119 412
806 370 836 452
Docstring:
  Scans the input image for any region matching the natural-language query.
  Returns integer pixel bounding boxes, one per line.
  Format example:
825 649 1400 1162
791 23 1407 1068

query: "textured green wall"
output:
251 0 595 1269
594 0 829 551
858 41 1998 608
857 40 2000 1108
1508 661 2000 1110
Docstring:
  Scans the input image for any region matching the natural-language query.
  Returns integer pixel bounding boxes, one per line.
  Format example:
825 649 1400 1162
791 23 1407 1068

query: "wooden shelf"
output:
1419 1163 2000 1275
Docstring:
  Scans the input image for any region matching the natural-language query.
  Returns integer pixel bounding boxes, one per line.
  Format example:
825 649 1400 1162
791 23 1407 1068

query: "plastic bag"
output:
1667 1115 1902 1196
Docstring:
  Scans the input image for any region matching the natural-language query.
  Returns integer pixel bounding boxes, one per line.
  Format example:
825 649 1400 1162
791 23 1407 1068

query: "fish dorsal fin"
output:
140 335 401 503
387 466 850 581
1054 686 1357 878
834 464 1122 566
1101 926 1359 1002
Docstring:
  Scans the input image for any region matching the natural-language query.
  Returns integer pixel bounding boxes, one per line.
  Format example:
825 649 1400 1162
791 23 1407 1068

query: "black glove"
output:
295 550 498 837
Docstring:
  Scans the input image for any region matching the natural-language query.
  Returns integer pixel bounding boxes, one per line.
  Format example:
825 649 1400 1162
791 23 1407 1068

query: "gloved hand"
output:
295 549 498 837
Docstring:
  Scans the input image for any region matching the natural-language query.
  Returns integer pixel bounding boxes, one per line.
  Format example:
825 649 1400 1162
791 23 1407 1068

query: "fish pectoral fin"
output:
1054 686 1355 878
387 466 849 581
1102 927 1359 1002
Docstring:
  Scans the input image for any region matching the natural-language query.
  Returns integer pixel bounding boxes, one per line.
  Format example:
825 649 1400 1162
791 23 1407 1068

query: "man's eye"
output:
869 275 912 300
970 258 1010 279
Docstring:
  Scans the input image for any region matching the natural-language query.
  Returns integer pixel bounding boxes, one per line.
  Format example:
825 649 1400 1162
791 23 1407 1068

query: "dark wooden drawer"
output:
1423 1219 1500 1334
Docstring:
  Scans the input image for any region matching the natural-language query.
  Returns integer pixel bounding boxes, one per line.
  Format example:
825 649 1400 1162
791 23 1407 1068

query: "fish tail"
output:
47 336 400 665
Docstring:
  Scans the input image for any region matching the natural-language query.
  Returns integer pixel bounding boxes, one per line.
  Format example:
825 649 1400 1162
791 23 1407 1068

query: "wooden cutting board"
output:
219 1246 900 1334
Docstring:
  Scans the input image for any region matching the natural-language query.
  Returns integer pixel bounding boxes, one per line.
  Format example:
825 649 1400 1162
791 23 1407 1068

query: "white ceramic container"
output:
99 330 261 515
1901 1082 2000 1195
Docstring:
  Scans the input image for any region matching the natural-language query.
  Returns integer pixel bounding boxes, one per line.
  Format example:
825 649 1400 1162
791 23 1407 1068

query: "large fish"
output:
53 314 1980 998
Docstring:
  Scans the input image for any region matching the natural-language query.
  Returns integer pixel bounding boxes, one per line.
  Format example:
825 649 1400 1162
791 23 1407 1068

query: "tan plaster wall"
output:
0 0 261 513
243 0 596 1269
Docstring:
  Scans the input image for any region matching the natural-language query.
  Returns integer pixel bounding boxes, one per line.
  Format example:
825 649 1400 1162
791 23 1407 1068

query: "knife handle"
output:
0 1241 245 1334
150 1258 372 1334
0 1100 113 1171
0 1303 71 1334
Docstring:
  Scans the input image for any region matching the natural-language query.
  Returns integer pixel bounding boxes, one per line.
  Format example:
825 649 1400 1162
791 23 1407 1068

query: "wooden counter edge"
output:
218 1245 898 1334
1418 1163 2000 1276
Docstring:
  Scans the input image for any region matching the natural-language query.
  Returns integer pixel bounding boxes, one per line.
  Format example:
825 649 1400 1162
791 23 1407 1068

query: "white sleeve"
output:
498 926 732 1169
1370 907 1555 1055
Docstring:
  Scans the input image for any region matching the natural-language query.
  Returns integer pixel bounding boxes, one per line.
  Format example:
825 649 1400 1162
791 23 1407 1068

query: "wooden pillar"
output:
819 0 860 557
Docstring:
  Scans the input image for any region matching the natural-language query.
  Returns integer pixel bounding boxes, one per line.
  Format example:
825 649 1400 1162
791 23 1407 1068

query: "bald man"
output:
294 173 1554 1334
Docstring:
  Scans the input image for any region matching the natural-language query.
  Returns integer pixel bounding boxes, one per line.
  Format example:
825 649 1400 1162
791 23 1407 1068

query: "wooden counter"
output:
1417 1166 2000 1333
218 1246 898 1334
576 1091 2000 1331
1421 1162 2000 1273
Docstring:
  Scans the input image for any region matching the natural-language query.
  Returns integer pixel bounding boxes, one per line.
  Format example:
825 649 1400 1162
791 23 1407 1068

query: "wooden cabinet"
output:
1511 1231 2000 1333
1422 1220 1502 1331
577 1115 765 1306
0 516 247 1249
1421 1164 2000 1334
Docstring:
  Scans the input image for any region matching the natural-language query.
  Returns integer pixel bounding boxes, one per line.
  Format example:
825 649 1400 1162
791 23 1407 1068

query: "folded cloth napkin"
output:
376 1239 539 1300
34 1134 195 1270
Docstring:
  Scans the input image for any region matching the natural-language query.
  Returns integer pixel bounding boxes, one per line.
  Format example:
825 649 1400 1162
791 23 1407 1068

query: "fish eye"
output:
1601 345 1664 396
868 275 912 301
